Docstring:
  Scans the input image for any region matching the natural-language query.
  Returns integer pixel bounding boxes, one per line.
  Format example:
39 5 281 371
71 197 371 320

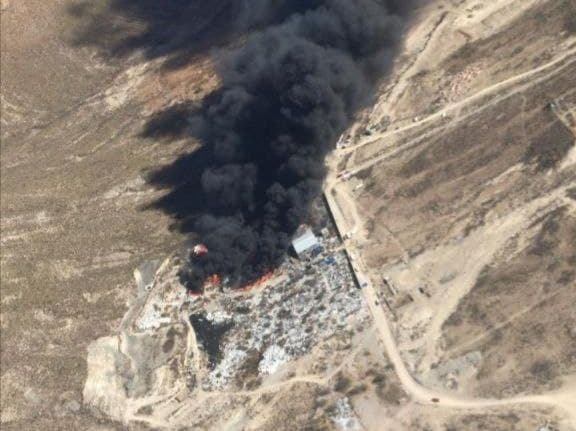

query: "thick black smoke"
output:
177 0 413 291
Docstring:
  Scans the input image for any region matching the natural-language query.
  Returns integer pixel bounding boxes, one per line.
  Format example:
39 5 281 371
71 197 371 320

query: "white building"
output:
292 228 320 258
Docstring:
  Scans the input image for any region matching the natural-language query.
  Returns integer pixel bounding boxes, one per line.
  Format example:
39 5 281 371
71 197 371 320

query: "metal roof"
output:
292 229 319 256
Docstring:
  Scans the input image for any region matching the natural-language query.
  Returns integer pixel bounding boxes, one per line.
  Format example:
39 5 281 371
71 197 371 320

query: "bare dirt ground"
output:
1 1 220 429
2 0 576 430
329 0 576 428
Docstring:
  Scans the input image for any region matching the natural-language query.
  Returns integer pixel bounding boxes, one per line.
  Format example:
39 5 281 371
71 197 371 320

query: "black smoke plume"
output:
172 0 414 291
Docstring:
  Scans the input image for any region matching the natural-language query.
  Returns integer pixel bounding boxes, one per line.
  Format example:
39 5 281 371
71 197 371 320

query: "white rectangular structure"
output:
292 229 320 257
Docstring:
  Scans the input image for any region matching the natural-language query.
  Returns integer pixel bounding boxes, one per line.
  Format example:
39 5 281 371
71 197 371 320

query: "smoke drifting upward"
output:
175 0 413 291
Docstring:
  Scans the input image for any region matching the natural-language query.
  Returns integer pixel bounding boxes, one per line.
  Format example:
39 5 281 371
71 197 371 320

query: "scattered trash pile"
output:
189 235 368 390
85 199 370 426
330 398 363 431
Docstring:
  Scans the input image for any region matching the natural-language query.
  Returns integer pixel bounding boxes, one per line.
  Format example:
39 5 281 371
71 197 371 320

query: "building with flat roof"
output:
292 228 320 258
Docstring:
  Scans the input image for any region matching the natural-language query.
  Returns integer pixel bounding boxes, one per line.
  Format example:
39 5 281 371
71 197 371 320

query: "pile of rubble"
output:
83 210 371 426
111 199 370 396
188 233 368 390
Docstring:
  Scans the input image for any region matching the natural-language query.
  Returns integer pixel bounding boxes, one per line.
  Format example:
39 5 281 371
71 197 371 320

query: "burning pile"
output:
239 271 275 292
187 243 274 294
193 244 209 256
177 1 414 292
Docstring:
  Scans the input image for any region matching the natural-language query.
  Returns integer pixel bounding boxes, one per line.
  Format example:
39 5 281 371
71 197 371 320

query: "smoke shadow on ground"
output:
143 145 215 234
67 0 237 69
140 103 196 140
138 1 423 291
139 102 250 235
70 0 423 289
66 0 325 70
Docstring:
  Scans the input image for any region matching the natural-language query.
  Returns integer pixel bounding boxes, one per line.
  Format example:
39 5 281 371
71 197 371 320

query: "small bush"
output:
564 10 576 34
333 373 352 392
347 384 368 396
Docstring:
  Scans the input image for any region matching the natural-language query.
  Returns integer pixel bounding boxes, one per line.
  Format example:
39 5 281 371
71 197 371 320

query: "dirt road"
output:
324 108 576 426
349 45 576 156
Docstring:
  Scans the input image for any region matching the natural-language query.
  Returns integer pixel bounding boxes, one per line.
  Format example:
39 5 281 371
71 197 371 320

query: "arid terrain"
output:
330 0 576 428
1 0 575 430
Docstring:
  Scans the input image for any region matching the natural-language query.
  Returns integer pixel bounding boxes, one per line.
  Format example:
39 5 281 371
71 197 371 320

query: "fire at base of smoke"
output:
171 0 415 291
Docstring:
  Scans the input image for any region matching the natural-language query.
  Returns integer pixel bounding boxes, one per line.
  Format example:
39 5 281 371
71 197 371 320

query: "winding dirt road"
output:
324 172 576 424
322 47 576 424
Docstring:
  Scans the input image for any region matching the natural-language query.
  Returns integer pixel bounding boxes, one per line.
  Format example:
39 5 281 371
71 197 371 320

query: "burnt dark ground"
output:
189 313 234 369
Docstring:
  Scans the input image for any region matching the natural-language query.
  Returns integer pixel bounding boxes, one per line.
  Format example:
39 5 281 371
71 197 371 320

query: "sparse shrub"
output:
458 43 477 60
512 46 524 55
136 405 153 416
333 373 352 392
468 303 487 323
245 377 262 390
523 122 574 172
371 373 386 386
534 12 548 24
347 383 367 396
379 382 404 405
564 10 576 34
529 359 556 384
355 167 373 180
558 270 575 285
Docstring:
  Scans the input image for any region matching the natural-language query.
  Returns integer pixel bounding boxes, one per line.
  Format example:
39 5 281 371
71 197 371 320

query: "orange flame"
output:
206 273 221 285
188 274 222 296
239 271 275 291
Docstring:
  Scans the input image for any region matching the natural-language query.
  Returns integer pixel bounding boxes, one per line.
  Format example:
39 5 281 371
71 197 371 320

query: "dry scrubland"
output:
333 0 576 427
1 1 221 429
1 0 576 430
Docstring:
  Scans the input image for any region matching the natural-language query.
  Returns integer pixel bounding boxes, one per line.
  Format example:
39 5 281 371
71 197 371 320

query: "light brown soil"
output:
329 0 576 428
1 1 220 429
2 0 576 429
